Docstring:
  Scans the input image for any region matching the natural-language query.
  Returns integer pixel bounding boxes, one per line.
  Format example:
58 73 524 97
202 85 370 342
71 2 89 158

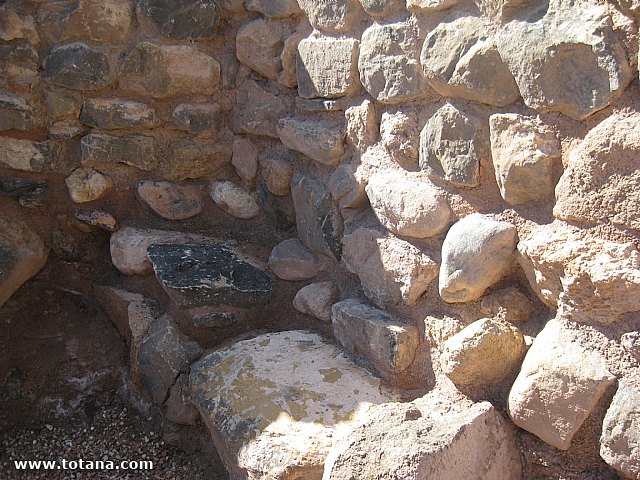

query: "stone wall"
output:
0 0 639 479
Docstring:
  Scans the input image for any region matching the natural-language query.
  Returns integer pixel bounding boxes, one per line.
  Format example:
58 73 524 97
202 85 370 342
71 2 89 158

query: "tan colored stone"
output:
65 167 114 203
407 0 461 11
210 181 260 219
296 0 364 34
268 239 318 281
345 99 378 153
277 118 345 166
293 281 340 323
231 137 259 186
380 108 419 166
279 31 305 88
0 7 39 43
231 79 288 138
480 287 535 323
236 19 286 80
0 138 58 173
166 140 231 181
261 154 293 197
135 181 202 220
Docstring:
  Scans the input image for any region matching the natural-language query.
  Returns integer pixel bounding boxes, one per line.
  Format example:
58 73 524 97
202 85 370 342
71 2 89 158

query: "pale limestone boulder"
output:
420 17 519 107
0 214 48 307
441 318 525 387
268 239 318 281
489 113 561 205
65 167 114 203
231 137 259 186
231 79 288 138
279 31 305 88
380 108 419 166
508 318 616 450
359 21 427 104
324 399 521 480
517 221 640 324
342 228 438 306
190 331 393 480
210 181 260 220
419 103 482 188
296 37 360 99
328 163 369 210
293 281 340 323
297 0 364 34
439 214 517 303
135 180 202 220
600 381 640 479
497 0 632 119
236 19 286 80
0 137 59 172
277 118 345 166
554 113 640 230
407 0 461 11
480 287 535 324
345 99 378 154
365 170 450 239
332 298 420 378
472 0 541 21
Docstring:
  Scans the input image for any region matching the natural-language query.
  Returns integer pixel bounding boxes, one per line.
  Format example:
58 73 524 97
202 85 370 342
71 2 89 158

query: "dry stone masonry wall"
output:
0 0 639 479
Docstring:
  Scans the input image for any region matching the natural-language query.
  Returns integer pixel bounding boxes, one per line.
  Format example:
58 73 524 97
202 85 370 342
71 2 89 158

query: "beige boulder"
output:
380 108 419 166
231 79 289 138
210 181 260 220
296 0 364 34
231 137 259 186
277 118 345 166
480 287 535 324
65 167 114 203
345 99 378 154
236 19 286 80
135 180 202 220
293 281 340 323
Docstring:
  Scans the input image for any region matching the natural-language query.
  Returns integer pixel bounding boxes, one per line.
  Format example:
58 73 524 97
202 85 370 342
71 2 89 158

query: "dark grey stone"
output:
80 134 157 171
148 243 274 308
171 103 222 136
0 94 36 131
137 0 220 40
192 312 236 328
43 42 111 90
79 99 157 129
256 185 296 230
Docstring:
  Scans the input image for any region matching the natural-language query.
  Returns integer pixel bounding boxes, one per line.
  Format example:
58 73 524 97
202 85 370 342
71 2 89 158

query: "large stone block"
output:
0 137 59 172
268 239 318 281
171 103 222 137
80 134 157 171
137 0 220 39
136 180 202 220
236 19 287 80
43 42 112 90
79 99 158 130
296 0 364 33
277 118 345 166
231 79 288 138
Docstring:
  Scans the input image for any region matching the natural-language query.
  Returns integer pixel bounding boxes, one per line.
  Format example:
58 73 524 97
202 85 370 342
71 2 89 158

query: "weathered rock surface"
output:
621 332 640 362
439 214 517 303
231 137 258 185
480 287 535 323
65 167 114 203
345 99 378 153
342 228 438 306
293 281 340 323
138 314 202 403
0 41 39 89
517 221 640 324
148 243 273 308
119 42 220 99
81 134 157 171
277 118 345 166
137 0 220 39
75 209 118 232
136 180 202 220
291 176 343 259
268 239 318 281
0 93 36 131
421 17 519 107
324 399 521 480
245 0 302 17
441 318 525 387
46 91 77 120
296 37 360 99
231 79 287 138
43 42 111 90
296 0 364 33
407 0 461 10
365 170 450 239
359 21 427 104
508 318 616 450
165 374 199 426
380 108 419 166
328 163 369 211
0 214 48 307
257 185 297 230
332 298 419 377
554 113 640 230
489 113 561 205
497 0 632 119
166 140 231 181
190 330 392 480
209 181 260 220
236 19 287 80
600 381 640 479
192 311 236 328
279 30 305 88
0 137 58 172
0 7 39 43
261 151 293 196
171 103 222 137
359 0 402 16
419 103 482 188
79 98 157 130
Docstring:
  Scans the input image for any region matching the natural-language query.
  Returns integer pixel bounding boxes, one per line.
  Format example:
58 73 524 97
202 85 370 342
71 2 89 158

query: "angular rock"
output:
190 331 393 479
359 0 402 16
293 281 340 323
517 221 640 324
166 140 231 181
0 7 39 43
600 381 640 480
439 214 517 303
268 239 318 281
246 0 302 17
48 120 84 140
328 163 369 210
489 113 560 205
345 99 378 153
119 42 220 99
75 209 118 232
137 0 220 39
279 31 305 88
257 185 296 230
165 374 199 426
420 17 519 107
365 170 450 239
278 118 345 166
296 37 360 99
136 180 202 220
297 0 364 33
380 108 419 166
0 42 39 89
497 0 632 119
65 167 114 203
0 137 59 172
424 315 465 348
480 287 535 323
508 318 616 450
0 93 36 131
419 103 482 188
359 22 426 104
231 137 258 185
325 399 521 480
441 318 525 387
0 177 48 209
0 214 48 307
43 42 111 91
342 228 438 306
209 181 260 219
407 0 461 10
554 113 640 230
138 314 202 403
332 298 419 377
81 133 157 171
46 91 78 120
148 243 274 308
291 176 343 259
79 98 157 130
171 103 222 137
231 79 288 138
236 19 287 80
261 150 293 196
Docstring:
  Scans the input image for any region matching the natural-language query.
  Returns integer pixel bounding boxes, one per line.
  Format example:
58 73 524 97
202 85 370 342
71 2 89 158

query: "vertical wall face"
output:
0 0 639 478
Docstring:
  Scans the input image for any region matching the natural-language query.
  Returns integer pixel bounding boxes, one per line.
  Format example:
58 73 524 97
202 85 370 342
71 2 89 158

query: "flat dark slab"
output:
147 243 273 308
